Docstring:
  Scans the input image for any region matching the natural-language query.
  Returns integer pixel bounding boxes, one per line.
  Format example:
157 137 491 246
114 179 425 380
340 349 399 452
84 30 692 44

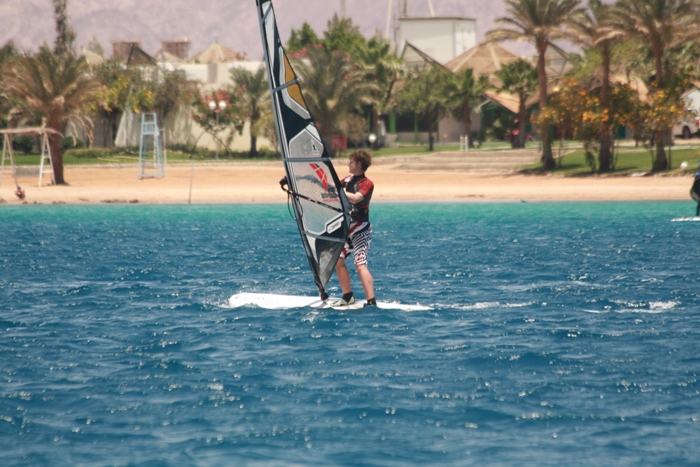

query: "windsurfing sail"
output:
256 0 351 301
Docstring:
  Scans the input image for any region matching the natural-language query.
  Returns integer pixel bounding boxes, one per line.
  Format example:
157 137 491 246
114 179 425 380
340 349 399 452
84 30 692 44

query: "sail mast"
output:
255 0 351 300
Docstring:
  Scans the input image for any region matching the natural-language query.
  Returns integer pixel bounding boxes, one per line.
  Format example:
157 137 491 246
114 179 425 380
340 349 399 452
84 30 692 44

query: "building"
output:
396 16 477 65
106 40 268 153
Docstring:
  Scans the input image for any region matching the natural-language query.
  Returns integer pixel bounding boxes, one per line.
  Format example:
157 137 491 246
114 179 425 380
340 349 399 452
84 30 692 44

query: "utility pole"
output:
401 0 409 17
340 0 346 17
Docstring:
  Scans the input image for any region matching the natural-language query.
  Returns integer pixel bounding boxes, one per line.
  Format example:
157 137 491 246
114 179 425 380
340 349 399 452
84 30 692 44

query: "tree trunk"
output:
463 102 472 147
250 134 258 156
371 108 379 137
599 128 613 172
516 98 527 149
653 137 668 171
598 44 612 172
537 42 554 170
429 120 437 151
48 131 66 185
652 45 668 171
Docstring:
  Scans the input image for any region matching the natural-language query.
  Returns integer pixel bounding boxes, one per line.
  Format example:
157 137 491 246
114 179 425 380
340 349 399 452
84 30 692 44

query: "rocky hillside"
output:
1 0 510 59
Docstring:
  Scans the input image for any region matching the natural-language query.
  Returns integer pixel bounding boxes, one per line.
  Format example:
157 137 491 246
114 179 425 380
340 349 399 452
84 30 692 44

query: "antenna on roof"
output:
385 0 393 39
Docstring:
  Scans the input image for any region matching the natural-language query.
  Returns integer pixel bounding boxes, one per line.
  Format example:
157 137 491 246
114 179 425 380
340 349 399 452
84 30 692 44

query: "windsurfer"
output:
332 150 377 308
691 171 700 216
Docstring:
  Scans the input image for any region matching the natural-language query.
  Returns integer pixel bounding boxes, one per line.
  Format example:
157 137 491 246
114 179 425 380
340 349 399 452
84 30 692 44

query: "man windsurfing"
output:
332 149 377 308
691 171 700 216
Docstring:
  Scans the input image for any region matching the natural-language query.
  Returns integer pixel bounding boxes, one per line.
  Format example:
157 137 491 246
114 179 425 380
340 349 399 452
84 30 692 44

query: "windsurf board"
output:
228 292 431 311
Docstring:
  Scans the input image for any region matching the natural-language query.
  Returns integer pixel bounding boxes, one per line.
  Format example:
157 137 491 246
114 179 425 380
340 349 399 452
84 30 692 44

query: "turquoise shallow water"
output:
1 202 699 466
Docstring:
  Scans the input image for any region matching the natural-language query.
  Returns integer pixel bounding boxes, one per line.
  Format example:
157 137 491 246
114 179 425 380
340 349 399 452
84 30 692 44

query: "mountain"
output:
0 0 515 60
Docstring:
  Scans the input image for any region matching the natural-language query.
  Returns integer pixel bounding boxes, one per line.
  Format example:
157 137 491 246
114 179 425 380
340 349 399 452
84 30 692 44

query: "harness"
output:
344 175 373 223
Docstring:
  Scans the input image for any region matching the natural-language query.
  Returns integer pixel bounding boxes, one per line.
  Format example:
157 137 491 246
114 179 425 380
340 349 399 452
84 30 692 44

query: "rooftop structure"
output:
161 39 190 61
396 16 477 65
445 41 521 87
191 42 245 64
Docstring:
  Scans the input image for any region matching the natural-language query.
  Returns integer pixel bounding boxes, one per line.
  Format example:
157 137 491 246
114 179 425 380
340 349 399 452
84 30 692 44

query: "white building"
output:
396 17 477 65
673 84 700 138
108 40 268 152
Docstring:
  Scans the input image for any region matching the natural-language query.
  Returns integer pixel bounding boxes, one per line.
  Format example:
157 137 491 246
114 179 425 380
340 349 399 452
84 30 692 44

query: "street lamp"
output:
208 99 227 160
368 133 377 150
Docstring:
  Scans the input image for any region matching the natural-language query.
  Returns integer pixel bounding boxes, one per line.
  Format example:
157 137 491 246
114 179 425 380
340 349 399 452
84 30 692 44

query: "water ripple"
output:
1 203 699 466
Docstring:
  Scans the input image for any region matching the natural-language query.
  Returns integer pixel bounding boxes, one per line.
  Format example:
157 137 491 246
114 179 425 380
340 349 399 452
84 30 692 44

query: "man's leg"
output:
355 263 374 301
336 257 352 295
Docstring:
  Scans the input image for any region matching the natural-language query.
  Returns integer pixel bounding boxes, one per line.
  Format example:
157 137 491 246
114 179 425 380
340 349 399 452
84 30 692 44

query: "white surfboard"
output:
671 217 700 222
228 292 431 311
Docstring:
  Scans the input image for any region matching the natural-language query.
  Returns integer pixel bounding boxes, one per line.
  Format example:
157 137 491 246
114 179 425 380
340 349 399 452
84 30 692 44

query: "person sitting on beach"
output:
332 149 377 308
691 172 700 216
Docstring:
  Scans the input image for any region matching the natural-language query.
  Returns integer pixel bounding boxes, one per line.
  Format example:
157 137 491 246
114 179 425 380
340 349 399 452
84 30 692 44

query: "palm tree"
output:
444 68 490 147
487 0 585 169
394 65 451 151
0 41 16 66
322 14 367 56
52 0 76 58
287 22 321 53
292 46 376 150
0 46 101 184
606 0 700 171
496 59 539 148
354 37 404 136
0 41 18 127
230 66 269 156
570 0 619 172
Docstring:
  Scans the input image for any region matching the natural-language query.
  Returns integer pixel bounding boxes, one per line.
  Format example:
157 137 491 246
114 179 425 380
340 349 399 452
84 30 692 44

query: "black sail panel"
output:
256 0 350 299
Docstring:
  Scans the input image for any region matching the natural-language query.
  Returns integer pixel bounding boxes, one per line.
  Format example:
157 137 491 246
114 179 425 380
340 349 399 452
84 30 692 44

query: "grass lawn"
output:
519 143 700 175
7 140 700 176
7 143 516 165
7 148 278 166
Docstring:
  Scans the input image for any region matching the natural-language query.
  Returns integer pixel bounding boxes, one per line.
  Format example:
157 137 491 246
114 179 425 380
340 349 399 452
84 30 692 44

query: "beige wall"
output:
115 108 272 153
397 17 477 64
114 60 272 152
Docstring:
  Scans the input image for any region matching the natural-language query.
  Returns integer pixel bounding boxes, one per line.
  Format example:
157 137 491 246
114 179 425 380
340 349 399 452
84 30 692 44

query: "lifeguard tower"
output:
138 113 165 179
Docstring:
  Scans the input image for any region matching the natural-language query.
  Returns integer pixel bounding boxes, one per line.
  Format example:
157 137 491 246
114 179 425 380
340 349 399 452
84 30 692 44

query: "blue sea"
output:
1 202 699 466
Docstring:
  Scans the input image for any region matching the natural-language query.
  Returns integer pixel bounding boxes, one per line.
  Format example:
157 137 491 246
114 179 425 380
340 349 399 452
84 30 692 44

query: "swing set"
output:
0 127 59 200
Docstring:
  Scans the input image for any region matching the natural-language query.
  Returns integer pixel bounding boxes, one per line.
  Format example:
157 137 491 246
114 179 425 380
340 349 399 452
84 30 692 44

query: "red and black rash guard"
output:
342 174 374 224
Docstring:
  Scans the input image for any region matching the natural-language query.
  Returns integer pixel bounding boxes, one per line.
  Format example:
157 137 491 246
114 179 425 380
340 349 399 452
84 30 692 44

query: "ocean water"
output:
1 202 699 466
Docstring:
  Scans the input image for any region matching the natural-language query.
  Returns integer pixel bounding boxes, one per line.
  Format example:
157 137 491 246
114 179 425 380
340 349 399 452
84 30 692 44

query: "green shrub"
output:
12 135 35 154
64 147 125 159
227 149 280 159
60 136 85 152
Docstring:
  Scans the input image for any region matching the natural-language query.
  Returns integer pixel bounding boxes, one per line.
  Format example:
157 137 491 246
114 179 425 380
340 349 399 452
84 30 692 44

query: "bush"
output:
60 136 85 152
227 149 280 159
12 135 35 154
469 129 485 148
64 147 124 159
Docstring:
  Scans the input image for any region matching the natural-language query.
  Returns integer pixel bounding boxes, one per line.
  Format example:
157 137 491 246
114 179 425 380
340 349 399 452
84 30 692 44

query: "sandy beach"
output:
0 159 694 205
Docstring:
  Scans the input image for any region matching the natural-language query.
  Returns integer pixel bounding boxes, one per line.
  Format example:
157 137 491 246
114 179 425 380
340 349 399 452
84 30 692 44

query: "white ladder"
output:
38 133 55 186
0 133 16 188
138 113 165 179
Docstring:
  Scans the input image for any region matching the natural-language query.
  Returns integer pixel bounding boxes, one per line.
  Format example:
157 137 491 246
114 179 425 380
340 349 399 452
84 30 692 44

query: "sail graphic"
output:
256 0 351 300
